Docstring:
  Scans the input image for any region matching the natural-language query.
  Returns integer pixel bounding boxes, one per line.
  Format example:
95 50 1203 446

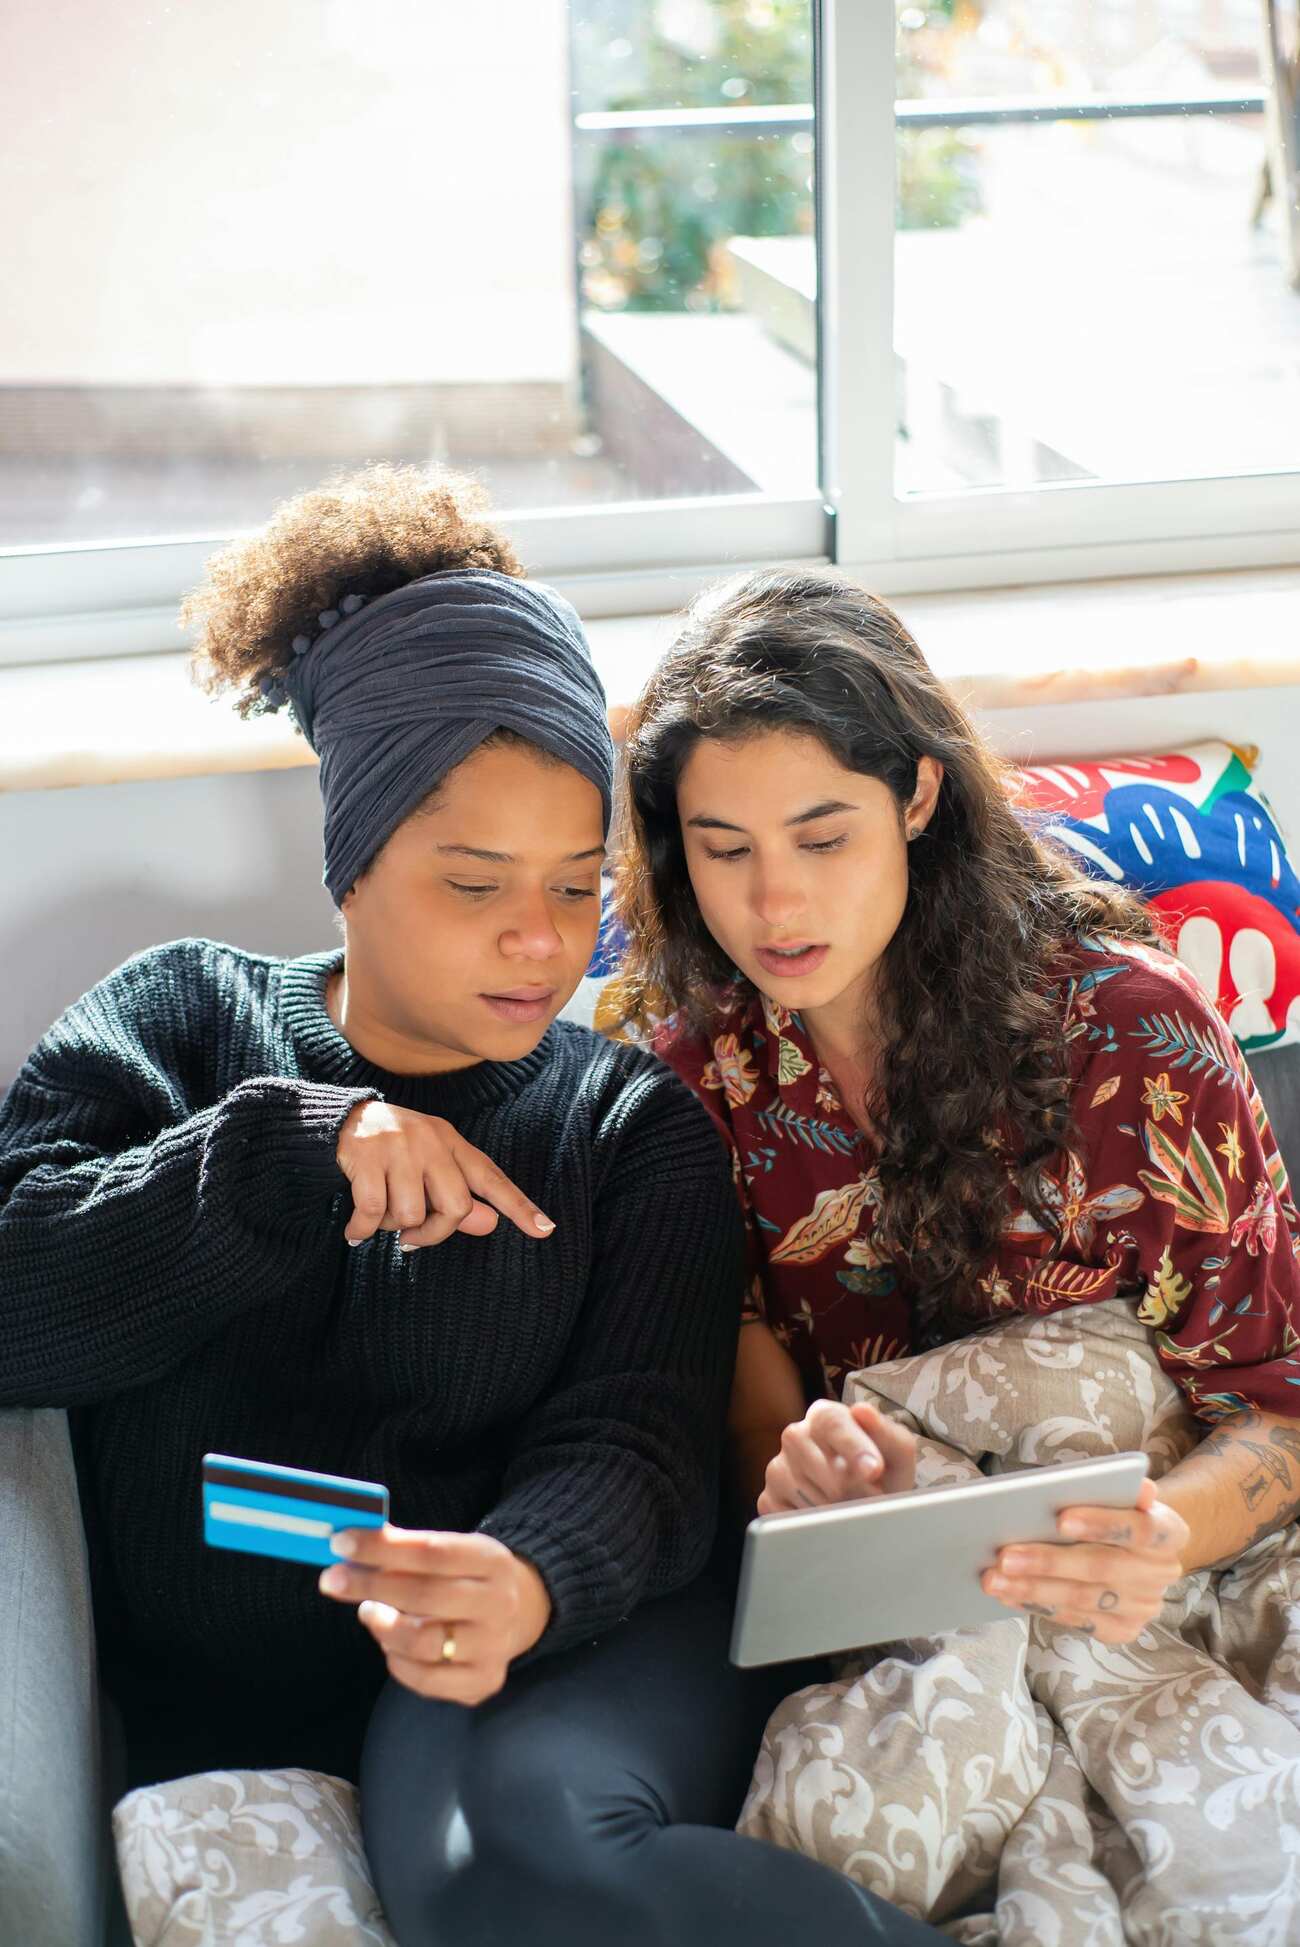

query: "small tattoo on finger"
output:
1098 1590 1120 1611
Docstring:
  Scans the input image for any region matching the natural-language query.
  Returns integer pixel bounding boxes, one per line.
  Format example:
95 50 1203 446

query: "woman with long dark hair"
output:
615 568 1300 1654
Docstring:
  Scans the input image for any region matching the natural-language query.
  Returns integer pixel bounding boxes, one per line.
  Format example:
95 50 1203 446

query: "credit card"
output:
201 1453 389 1568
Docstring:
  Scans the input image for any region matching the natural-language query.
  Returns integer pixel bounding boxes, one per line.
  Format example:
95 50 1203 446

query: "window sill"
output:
4 566 1298 795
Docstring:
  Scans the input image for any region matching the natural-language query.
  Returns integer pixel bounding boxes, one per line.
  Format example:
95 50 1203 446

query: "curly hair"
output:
615 568 1167 1341
184 464 523 714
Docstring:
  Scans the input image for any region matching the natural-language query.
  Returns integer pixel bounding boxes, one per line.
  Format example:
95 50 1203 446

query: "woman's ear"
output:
905 755 945 839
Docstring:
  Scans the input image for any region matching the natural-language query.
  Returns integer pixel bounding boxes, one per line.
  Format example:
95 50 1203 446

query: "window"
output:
2 0 1297 668
821 1 1300 580
0 0 824 661
894 1 1291 494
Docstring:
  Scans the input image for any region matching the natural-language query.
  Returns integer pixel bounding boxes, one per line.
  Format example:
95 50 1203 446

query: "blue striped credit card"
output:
201 1453 389 1568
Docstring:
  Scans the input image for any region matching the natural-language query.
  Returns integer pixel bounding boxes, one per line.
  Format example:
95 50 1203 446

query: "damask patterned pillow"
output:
112 1767 394 1947
1015 739 1300 1052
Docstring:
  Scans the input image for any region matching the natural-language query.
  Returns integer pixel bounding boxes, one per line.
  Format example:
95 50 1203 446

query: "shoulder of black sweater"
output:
29 935 278 1051
14 936 285 1115
528 1017 737 1192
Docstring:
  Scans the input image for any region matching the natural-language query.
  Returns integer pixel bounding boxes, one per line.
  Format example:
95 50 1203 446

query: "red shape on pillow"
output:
1015 753 1202 822
1151 879 1300 1044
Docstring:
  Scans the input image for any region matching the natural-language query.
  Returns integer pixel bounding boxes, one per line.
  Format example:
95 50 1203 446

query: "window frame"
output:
821 1 1300 590
0 495 831 668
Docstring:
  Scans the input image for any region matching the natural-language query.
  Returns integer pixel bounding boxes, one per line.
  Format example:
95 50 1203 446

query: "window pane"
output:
893 1 1296 495
0 0 815 550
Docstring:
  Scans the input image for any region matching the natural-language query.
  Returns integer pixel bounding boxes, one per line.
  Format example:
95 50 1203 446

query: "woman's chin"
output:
742 958 875 1021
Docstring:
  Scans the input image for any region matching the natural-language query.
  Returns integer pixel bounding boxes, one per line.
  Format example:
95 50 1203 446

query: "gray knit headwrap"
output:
283 569 614 905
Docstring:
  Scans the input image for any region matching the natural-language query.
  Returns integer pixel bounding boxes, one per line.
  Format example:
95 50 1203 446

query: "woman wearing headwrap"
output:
0 470 941 1947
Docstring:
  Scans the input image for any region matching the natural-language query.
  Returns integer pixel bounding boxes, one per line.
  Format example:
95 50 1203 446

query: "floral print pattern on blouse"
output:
655 938 1300 1420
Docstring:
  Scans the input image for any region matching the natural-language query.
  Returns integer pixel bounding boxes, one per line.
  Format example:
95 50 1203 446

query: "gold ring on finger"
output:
440 1626 457 1663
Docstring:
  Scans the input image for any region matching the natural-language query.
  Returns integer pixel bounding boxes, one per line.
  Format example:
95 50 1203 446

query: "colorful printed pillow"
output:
1015 740 1300 1052
558 872 631 1030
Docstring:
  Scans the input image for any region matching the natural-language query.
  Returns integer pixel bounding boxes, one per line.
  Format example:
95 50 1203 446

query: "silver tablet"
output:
730 1450 1150 1667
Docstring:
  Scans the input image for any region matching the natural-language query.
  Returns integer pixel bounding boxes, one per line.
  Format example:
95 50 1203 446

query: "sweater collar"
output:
277 949 557 1113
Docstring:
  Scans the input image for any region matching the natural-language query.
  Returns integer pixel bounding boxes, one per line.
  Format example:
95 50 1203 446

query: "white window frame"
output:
0 495 830 668
2 0 1298 671
821 1 1300 594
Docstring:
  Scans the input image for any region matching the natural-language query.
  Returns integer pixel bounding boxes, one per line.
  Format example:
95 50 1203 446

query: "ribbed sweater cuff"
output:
480 1513 629 1657
480 1468 671 1657
206 1078 381 1223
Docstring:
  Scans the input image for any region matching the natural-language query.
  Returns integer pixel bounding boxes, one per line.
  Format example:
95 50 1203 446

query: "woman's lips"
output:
753 943 828 979
481 990 555 1024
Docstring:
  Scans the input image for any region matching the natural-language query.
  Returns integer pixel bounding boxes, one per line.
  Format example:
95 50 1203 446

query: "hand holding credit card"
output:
202 1453 389 1567
202 1452 554 1706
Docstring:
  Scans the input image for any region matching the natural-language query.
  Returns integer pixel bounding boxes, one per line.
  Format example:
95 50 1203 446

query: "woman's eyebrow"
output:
435 844 605 864
787 799 858 826
685 800 858 833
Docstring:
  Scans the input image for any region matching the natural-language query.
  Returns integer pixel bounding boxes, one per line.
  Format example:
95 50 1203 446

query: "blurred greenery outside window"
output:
573 0 980 327
574 0 814 317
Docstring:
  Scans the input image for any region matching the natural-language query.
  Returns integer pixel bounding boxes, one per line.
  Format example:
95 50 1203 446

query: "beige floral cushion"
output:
112 1766 394 1946
845 1293 1201 1486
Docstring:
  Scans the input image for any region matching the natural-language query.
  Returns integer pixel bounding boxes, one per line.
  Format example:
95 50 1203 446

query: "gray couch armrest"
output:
0 1407 111 1947
1250 1043 1300 1193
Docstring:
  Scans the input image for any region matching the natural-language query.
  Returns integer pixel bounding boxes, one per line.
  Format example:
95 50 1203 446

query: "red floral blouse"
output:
656 938 1300 1422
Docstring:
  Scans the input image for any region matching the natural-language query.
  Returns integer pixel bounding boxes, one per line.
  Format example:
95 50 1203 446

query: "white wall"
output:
4 681 1298 1086
1 0 574 386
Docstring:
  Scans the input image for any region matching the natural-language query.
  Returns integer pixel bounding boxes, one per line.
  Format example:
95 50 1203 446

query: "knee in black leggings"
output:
368 1723 668 1947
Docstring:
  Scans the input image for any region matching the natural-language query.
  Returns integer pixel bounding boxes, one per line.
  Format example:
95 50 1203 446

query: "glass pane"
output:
0 0 815 550
893 1 1297 494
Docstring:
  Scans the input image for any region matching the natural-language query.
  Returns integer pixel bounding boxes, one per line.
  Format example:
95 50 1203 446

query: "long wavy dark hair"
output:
616 569 1165 1338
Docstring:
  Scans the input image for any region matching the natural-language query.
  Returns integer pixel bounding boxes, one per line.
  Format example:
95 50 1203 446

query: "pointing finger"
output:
455 1141 555 1239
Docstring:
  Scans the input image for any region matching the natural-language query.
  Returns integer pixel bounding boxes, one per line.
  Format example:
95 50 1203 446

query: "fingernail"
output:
1001 1551 1027 1573
399 1242 418 1254
347 1238 363 1249
319 1567 348 1593
330 1533 356 1558
986 1574 1008 1595
857 1454 879 1473
1059 1519 1085 1539
533 1214 555 1233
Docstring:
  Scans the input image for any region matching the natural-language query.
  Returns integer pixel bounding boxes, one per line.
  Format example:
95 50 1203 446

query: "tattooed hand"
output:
980 1476 1188 1644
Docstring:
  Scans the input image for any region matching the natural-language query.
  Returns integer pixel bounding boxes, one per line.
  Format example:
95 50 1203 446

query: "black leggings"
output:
360 1574 945 1947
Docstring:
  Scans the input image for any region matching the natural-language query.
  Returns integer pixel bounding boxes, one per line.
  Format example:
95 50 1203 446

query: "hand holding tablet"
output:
731 1450 1154 1666
758 1398 917 1514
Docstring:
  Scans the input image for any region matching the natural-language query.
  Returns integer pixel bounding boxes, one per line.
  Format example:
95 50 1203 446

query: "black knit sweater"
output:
0 940 743 1778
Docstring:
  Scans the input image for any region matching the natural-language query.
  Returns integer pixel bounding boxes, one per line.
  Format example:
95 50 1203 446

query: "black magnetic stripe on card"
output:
201 1462 384 1513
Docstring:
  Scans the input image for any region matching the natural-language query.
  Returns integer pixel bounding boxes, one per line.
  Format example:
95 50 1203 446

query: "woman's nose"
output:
751 864 806 930
499 895 565 961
